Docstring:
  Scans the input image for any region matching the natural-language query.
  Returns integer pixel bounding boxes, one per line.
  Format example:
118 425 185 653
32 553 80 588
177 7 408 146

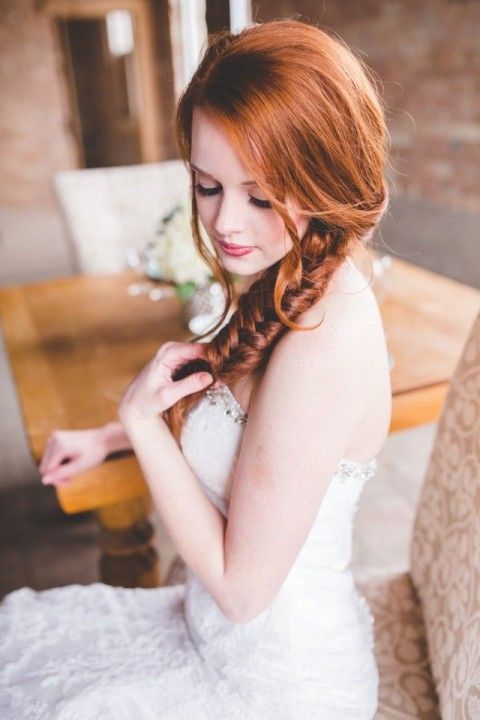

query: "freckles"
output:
263 216 287 250
251 442 274 485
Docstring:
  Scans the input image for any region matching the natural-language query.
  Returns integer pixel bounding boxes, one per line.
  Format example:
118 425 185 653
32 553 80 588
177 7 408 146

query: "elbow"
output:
219 598 247 624
219 591 265 625
231 607 263 625
222 605 259 625
220 570 273 624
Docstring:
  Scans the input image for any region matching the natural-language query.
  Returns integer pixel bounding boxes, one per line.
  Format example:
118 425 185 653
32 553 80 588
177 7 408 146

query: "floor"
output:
0 421 437 600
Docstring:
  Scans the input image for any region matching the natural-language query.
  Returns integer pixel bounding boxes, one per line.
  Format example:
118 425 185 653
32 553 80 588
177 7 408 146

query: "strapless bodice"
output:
180 383 377 572
179 383 379 696
0 377 380 720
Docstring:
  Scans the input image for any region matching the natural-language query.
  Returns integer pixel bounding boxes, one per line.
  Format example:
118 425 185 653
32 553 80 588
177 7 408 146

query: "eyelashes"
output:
194 183 220 198
250 197 272 209
194 183 272 209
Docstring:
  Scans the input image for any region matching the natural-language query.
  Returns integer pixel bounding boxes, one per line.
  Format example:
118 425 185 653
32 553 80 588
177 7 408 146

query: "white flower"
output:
145 204 214 286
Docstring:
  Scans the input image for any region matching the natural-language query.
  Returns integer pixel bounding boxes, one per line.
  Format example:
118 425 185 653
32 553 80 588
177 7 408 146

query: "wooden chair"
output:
357 310 480 718
164 312 480 718
53 160 190 274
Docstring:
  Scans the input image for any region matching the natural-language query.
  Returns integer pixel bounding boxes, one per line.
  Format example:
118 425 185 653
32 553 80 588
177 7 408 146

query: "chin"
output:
219 255 255 273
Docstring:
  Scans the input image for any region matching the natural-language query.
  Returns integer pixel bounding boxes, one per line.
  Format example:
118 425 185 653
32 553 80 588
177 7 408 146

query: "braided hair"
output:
164 19 391 442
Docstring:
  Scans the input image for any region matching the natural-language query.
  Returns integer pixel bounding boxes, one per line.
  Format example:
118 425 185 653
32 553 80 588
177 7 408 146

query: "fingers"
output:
160 341 206 363
39 445 66 476
42 474 71 487
42 472 67 487
41 465 70 485
159 371 213 408
41 456 84 486
39 430 76 474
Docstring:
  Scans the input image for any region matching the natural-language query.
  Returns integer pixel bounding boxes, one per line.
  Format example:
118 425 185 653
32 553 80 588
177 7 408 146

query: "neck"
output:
235 271 262 294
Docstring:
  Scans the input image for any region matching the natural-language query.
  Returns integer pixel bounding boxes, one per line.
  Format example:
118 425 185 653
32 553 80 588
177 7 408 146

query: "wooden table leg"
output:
95 496 160 588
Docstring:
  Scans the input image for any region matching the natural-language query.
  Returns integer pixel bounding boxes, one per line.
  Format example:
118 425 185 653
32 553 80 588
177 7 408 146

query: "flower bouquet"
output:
144 203 227 334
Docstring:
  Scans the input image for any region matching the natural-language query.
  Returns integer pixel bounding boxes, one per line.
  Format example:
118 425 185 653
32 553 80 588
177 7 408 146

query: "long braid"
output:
165 225 354 442
162 19 391 442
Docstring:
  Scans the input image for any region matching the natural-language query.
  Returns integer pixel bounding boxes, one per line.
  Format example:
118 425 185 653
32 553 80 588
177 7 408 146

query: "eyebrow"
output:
190 163 258 187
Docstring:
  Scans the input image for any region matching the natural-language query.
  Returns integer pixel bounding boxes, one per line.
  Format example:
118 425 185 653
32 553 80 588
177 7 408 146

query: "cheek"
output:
257 214 289 252
196 198 215 229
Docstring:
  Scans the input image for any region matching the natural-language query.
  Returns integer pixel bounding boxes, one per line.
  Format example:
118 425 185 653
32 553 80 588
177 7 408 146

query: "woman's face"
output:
190 106 308 277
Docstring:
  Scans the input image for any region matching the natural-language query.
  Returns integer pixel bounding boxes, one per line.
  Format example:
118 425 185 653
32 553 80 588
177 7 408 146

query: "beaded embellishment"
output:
205 385 248 425
337 458 377 483
204 385 377 482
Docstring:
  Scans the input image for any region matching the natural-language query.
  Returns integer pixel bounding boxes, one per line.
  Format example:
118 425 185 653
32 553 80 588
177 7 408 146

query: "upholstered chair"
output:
164 311 480 718
358 310 480 719
53 159 190 274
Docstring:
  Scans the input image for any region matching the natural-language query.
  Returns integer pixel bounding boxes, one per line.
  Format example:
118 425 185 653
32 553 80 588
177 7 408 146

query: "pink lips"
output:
218 240 254 257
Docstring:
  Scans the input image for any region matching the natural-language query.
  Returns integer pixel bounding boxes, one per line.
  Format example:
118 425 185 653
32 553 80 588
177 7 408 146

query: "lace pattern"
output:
0 380 380 719
204 383 377 483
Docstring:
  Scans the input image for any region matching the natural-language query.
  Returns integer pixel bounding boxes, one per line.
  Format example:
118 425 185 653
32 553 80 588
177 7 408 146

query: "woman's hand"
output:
118 341 215 428
39 427 111 487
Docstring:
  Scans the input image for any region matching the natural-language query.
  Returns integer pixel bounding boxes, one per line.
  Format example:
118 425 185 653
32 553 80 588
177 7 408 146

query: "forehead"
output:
190 106 253 183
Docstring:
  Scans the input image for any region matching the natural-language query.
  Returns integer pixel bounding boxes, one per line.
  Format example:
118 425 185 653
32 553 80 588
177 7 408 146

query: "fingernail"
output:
200 373 212 384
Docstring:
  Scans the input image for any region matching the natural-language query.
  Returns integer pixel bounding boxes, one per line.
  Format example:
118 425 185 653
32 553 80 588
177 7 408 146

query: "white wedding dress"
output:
0 384 379 720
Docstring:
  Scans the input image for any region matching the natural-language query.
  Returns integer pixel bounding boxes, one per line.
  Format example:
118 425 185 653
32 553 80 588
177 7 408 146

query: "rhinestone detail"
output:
205 385 248 425
204 385 377 481
337 458 377 483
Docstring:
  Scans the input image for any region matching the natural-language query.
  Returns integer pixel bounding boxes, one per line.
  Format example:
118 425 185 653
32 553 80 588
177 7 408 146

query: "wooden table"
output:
1 258 479 587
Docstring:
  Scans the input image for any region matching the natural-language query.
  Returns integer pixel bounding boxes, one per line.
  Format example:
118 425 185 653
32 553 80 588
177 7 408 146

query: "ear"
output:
285 197 309 240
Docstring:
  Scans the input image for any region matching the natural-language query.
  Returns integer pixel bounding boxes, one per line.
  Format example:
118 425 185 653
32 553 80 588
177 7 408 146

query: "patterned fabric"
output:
166 565 444 719
409 311 480 719
54 160 190 274
358 573 440 719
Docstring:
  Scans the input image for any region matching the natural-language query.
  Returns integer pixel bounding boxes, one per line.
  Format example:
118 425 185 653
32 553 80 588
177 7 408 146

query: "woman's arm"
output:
100 421 133 454
120 414 232 619
40 422 133 486
117 340 233 618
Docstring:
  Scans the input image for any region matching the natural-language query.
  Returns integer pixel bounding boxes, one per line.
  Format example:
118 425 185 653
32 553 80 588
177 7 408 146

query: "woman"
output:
0 19 392 719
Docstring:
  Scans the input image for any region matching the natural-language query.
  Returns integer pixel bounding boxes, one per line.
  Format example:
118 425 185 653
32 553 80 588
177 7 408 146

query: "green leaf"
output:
175 281 198 303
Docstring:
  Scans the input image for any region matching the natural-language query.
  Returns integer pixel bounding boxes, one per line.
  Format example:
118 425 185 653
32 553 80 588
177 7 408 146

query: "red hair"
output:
164 18 391 442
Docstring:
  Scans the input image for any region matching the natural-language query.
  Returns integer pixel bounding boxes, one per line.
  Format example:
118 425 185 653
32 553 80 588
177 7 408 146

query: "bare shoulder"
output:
255 257 392 461
278 258 382 361
298 256 379 331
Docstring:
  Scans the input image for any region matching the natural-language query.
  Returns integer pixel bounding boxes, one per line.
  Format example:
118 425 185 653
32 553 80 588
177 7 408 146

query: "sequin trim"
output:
205 385 248 425
204 385 377 481
337 458 377 483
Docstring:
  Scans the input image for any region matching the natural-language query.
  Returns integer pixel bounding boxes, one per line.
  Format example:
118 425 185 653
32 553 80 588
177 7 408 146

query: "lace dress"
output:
0 384 379 720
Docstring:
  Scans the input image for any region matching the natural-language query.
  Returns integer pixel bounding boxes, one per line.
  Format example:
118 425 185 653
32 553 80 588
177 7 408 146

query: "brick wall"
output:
0 0 79 208
254 0 480 211
0 0 79 285
253 0 480 286
254 0 480 213
0 1 478 285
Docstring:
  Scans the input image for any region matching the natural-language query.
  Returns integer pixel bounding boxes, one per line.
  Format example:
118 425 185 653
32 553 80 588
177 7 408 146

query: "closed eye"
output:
194 183 272 209
250 196 272 209
194 183 220 197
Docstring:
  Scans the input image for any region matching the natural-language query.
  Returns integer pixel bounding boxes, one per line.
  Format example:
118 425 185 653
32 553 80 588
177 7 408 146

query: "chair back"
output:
410 311 480 717
54 160 190 274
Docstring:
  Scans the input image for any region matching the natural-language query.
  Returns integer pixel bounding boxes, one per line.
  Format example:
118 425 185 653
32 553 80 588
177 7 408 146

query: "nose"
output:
213 191 245 239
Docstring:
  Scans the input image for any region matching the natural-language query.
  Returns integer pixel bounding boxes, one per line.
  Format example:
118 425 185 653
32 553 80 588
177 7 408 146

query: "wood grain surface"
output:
1 259 479 515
